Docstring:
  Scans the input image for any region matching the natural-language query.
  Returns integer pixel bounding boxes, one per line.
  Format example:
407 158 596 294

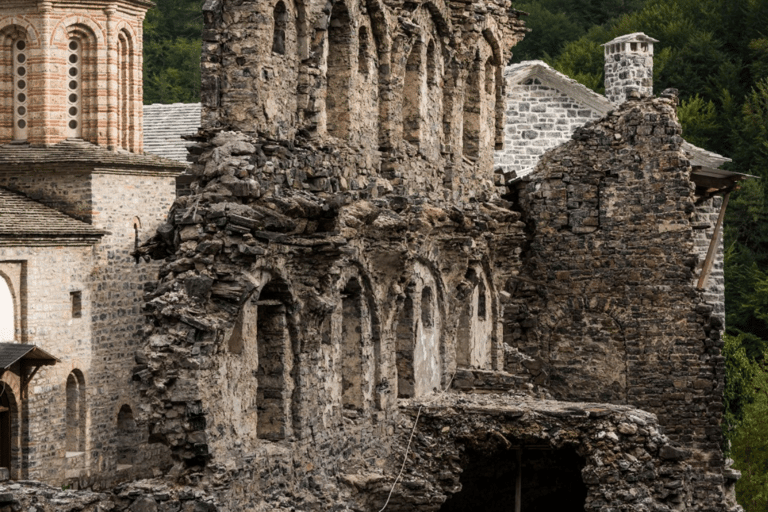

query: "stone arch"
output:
117 28 136 151
65 370 86 453
396 261 443 398
0 272 15 342
254 275 300 441
481 26 505 149
272 0 289 55
402 38 423 147
115 404 140 467
326 0 353 139
64 24 99 142
0 25 33 143
462 51 482 159
456 266 494 369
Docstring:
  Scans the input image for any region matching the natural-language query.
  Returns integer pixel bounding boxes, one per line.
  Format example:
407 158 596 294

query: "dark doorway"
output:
0 387 12 471
439 446 587 512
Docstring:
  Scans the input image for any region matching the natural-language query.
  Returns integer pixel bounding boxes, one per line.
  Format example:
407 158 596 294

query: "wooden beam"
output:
697 192 731 291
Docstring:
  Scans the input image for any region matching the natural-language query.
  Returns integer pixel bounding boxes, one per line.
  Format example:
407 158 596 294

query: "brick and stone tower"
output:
603 32 658 105
0 0 151 151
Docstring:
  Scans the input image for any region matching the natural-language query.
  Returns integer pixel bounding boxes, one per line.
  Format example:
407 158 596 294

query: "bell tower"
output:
0 0 152 150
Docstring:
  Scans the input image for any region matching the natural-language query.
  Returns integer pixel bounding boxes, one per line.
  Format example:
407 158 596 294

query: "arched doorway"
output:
0 385 17 475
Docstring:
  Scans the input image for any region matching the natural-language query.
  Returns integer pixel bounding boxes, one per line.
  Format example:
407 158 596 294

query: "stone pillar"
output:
603 32 658 105
37 0 54 145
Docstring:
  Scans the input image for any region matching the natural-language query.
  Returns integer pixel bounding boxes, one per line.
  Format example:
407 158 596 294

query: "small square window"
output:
71 291 82 318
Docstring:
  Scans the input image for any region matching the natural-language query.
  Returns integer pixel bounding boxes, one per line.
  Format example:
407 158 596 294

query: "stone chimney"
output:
603 33 659 105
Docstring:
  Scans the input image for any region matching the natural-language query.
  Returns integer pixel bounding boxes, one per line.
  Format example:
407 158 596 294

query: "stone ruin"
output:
0 0 743 510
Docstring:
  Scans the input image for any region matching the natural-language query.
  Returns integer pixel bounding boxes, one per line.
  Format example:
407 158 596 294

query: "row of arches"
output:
0 370 140 476
238 0 504 162
219 261 496 444
0 20 138 150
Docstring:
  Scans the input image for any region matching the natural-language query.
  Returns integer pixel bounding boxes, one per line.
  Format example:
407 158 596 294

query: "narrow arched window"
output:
13 38 28 141
117 31 134 151
0 276 14 341
66 371 86 453
272 1 288 55
358 26 370 76
66 38 82 139
403 42 422 146
427 40 436 87
462 53 481 159
326 1 352 138
116 404 138 467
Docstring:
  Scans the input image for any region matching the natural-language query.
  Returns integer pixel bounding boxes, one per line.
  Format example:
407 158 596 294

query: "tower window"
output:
66 39 82 138
13 39 28 141
71 291 82 318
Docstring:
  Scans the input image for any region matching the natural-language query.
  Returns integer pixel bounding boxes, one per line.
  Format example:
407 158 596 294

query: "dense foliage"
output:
143 0 204 104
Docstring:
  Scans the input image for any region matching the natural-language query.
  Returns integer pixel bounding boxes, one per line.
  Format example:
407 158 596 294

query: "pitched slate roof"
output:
0 187 105 239
0 343 58 370
143 103 201 163
0 139 186 171
504 60 737 181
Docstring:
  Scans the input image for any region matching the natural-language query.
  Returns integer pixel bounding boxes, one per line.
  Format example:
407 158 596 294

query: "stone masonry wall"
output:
494 76 603 178
504 94 728 506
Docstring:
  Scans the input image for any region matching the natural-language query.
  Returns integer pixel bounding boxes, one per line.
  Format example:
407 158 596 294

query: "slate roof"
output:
143 103 201 163
0 343 57 370
0 139 186 171
0 187 105 239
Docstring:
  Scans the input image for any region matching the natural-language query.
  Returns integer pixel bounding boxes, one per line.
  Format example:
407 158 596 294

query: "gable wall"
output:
495 77 602 178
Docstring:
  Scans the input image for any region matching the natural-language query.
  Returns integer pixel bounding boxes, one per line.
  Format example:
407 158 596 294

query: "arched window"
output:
117 30 135 151
66 371 86 453
403 42 423 146
462 54 481 159
256 278 296 440
1 27 30 143
326 1 352 138
357 26 370 76
272 1 288 55
0 276 14 341
426 40 436 87
66 26 97 143
66 38 83 139
341 278 364 410
116 404 139 467
13 38 28 141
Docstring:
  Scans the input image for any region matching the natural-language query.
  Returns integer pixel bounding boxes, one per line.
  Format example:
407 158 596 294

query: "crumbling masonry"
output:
0 0 743 510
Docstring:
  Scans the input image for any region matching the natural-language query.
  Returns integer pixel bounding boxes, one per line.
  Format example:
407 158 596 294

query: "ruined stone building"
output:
0 0 753 511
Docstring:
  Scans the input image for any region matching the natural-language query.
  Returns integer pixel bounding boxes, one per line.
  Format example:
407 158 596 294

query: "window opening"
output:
403 42 423 146
478 279 486 320
462 55 481 159
341 278 364 411
116 405 139 467
272 1 288 55
0 277 14 341
71 291 82 319
65 371 85 453
66 39 82 138
13 39 28 141
326 1 352 138
427 40 436 86
357 26 369 76
0 386 15 472
256 279 295 440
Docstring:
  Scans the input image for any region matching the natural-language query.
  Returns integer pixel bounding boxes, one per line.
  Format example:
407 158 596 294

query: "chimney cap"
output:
601 32 659 47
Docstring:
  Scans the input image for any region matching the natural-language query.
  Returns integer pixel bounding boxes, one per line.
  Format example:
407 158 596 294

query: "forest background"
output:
143 0 768 509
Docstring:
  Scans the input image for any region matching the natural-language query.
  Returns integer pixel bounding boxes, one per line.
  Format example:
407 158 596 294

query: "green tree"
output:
143 0 204 104
731 351 768 512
